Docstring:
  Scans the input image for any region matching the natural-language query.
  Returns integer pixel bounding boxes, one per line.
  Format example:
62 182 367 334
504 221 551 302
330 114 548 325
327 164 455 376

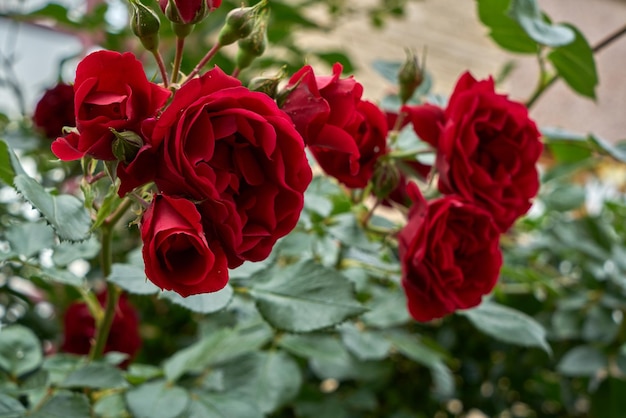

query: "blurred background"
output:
0 0 625 140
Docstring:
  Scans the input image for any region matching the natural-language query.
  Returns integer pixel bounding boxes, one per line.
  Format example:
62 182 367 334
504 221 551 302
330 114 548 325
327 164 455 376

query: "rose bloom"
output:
61 292 141 366
33 83 75 139
281 63 388 189
141 194 228 296
52 50 170 161
149 66 312 269
398 183 502 322
403 71 543 232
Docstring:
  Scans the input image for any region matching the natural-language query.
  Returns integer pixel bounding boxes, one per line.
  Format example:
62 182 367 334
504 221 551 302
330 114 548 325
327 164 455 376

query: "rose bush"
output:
403 71 543 231
51 50 170 161
281 63 388 188
397 183 503 322
32 82 75 139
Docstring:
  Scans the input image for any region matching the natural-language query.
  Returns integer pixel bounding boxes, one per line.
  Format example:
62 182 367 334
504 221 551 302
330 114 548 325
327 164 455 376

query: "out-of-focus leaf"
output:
509 0 575 47
160 285 233 314
0 325 43 378
476 0 537 53
125 380 189 418
557 345 607 377
459 301 552 355
548 25 598 99
4 222 55 258
30 392 90 418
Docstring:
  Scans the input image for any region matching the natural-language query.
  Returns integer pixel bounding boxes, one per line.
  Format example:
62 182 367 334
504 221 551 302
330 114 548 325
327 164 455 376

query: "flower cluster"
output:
41 1 541 322
397 72 543 321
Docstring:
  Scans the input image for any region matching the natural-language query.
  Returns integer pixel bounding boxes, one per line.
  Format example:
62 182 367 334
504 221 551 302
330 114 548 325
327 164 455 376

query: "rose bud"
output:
33 83 75 139
129 0 161 52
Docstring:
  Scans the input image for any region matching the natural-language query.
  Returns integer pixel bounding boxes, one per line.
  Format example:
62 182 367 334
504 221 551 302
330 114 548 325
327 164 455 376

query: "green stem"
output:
171 36 186 85
88 198 133 361
152 50 169 88
526 24 626 109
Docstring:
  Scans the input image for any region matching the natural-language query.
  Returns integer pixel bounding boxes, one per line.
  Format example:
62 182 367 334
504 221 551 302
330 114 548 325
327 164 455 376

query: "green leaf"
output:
187 392 262 418
163 322 272 382
582 306 620 344
14 174 91 242
508 0 575 47
37 267 83 286
93 393 128 418
52 236 101 267
279 334 389 382
328 213 380 252
317 51 354 74
60 362 128 390
557 345 607 377
547 24 598 99
0 393 25 418
30 392 91 418
160 285 233 314
249 260 366 332
0 325 43 378
125 380 189 418
5 222 55 258
372 60 401 84
543 127 593 163
339 323 391 361
108 263 159 295
476 0 537 53
589 134 626 163
541 183 586 212
217 351 302 414
459 301 552 354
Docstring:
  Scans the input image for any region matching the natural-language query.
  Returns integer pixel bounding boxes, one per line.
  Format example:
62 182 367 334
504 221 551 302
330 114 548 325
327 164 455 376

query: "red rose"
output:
33 83 75 139
281 63 388 188
61 292 141 366
159 0 221 24
150 66 312 267
403 71 542 232
398 183 502 322
141 194 229 296
52 50 170 161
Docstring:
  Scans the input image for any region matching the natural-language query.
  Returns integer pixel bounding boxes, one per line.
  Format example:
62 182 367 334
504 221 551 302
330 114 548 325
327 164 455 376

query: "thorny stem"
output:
526 24 626 109
88 198 133 361
152 50 169 88
171 36 186 85
184 42 222 84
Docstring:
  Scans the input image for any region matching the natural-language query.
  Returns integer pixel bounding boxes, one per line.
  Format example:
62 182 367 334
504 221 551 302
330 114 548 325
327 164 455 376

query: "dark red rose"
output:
51 50 170 161
159 0 221 24
141 194 229 296
403 71 543 232
281 63 388 188
33 83 75 139
61 292 141 366
398 183 502 322
150 66 312 268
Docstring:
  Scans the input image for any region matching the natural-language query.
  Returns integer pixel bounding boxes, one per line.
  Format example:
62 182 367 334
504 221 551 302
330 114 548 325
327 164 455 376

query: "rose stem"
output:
231 67 241 78
152 50 170 88
526 24 626 109
183 42 222 84
88 198 133 361
171 36 186 84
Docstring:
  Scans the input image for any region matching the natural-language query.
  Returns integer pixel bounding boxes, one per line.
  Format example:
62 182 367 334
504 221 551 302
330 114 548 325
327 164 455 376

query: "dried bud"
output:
129 0 161 52
398 48 424 104
235 9 269 70
372 159 401 200
110 129 143 164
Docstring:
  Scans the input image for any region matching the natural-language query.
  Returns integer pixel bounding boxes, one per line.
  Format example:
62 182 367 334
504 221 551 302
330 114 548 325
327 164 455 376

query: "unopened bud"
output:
218 5 257 46
248 68 286 98
235 9 269 70
398 48 424 104
372 160 401 200
110 129 143 164
130 0 161 52
160 0 219 26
